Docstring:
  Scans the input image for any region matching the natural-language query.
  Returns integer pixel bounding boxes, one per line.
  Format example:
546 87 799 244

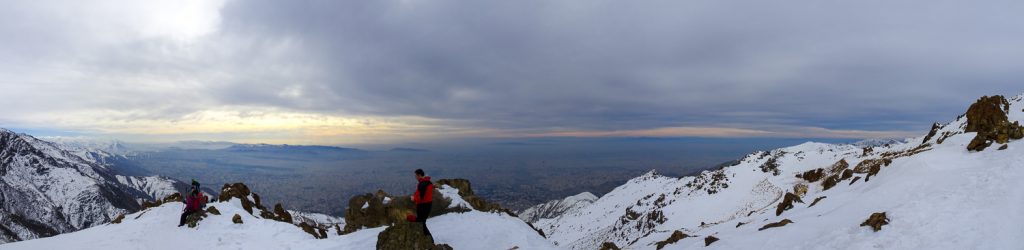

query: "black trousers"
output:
179 210 196 226
416 202 432 236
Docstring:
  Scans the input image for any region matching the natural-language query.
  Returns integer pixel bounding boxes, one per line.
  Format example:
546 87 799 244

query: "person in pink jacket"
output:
178 180 207 227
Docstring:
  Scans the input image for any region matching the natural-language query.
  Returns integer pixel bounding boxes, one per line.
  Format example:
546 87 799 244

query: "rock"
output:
854 159 891 174
655 230 691 250
436 179 511 214
840 169 854 181
922 122 942 143
219 183 255 214
376 222 436 250
800 168 825 182
704 235 719 246
185 211 207 228
110 214 125 224
822 175 840 190
335 224 342 235
206 206 221 215
758 219 794 231
828 159 849 175
232 214 243 224
793 183 808 197
999 144 1008 150
736 221 746 228
775 192 803 216
435 179 474 197
274 203 293 223
599 242 621 250
964 95 1024 151
300 222 326 239
861 212 890 232
318 227 328 239
849 176 862 185
808 196 827 208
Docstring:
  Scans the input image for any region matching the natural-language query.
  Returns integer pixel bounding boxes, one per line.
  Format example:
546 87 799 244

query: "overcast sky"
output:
1 0 1022 145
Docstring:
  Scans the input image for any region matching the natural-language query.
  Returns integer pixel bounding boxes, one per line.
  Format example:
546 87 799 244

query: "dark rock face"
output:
342 189 456 235
599 242 622 250
376 222 437 250
776 193 803 216
232 214 243 224
758 219 794 231
964 95 1024 151
704 235 719 246
655 230 691 250
828 159 849 175
861 212 890 232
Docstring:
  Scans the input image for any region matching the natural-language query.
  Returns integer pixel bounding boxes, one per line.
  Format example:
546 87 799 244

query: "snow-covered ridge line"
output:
535 93 1024 249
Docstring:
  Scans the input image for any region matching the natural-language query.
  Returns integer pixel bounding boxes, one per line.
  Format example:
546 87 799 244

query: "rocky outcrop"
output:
798 168 825 182
861 212 890 232
654 230 691 250
599 242 622 250
110 214 125 224
793 184 808 197
376 222 451 250
342 189 455 234
964 95 1024 151
704 235 719 246
437 178 513 215
758 219 794 231
218 183 264 215
300 222 326 239
776 193 803 216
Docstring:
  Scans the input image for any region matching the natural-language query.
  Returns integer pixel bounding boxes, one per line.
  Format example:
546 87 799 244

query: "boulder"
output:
274 203 293 223
800 168 825 182
219 183 255 214
185 211 208 228
205 206 221 215
775 193 803 216
861 212 890 232
232 214 243 224
999 144 1009 150
793 184 808 198
655 230 691 250
822 175 840 190
704 235 719 246
828 159 849 175
758 219 794 231
376 222 437 250
964 95 1024 151
300 222 325 239
599 242 621 250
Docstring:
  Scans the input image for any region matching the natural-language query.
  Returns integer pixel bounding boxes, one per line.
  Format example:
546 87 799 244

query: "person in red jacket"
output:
178 181 207 227
409 169 434 238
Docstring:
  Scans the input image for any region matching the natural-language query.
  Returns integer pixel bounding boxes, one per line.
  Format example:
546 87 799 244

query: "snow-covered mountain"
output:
519 192 598 224
532 94 1024 249
0 129 191 243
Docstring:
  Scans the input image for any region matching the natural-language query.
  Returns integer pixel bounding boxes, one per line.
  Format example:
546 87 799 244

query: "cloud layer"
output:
2 0 1022 144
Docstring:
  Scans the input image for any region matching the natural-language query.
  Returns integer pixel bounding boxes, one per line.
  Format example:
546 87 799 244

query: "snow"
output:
536 108 1024 249
2 184 554 250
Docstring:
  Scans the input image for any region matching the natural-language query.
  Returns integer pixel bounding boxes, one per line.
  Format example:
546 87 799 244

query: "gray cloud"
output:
2 0 1023 141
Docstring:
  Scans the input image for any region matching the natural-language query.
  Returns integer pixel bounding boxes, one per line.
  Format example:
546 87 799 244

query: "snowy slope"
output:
0 129 143 243
519 192 599 223
536 93 1024 249
0 184 557 250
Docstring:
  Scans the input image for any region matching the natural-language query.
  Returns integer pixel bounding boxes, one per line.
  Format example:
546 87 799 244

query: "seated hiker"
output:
407 169 434 239
178 180 207 227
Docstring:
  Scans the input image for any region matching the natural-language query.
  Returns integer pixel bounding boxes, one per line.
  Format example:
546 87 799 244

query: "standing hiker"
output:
179 180 207 227
409 169 434 239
